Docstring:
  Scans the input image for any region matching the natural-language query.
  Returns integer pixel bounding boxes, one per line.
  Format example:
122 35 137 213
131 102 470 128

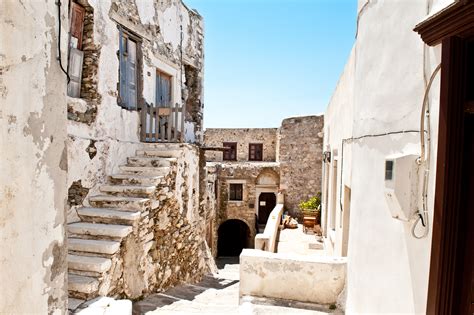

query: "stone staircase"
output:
67 146 181 306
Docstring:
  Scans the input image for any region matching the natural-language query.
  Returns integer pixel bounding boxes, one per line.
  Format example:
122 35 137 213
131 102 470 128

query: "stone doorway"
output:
258 193 276 224
217 220 250 257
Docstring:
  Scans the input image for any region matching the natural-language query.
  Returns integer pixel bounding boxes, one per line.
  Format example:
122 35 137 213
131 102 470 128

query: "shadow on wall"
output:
218 219 250 257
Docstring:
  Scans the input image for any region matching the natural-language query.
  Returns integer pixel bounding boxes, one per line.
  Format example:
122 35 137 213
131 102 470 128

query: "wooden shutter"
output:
223 142 237 161
249 143 263 161
127 39 137 109
156 71 171 107
69 2 85 50
67 47 84 97
119 28 127 107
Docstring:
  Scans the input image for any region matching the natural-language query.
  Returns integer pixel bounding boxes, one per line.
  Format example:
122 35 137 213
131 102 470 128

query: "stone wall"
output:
118 144 211 298
0 1 68 313
211 162 280 252
278 115 324 217
204 128 278 162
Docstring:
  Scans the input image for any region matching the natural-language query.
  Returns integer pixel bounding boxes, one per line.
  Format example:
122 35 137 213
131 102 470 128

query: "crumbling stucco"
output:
0 1 68 313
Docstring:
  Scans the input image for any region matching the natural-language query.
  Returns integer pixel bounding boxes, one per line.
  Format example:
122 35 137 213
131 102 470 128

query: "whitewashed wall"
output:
0 1 68 313
324 0 456 313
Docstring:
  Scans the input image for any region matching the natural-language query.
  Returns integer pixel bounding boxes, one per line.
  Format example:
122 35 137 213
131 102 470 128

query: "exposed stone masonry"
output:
67 144 213 307
205 128 278 162
279 115 324 218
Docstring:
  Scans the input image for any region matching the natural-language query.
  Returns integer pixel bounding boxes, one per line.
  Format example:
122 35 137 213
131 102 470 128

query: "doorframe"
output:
257 191 277 224
254 186 278 217
414 2 474 314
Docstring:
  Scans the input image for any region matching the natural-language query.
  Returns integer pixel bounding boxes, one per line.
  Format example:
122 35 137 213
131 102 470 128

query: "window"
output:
67 2 85 97
223 142 237 161
249 143 263 161
156 71 172 107
119 28 140 110
229 184 243 201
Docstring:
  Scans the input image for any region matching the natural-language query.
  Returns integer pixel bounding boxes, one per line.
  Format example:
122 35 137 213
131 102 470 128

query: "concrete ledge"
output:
239 249 346 305
255 204 284 252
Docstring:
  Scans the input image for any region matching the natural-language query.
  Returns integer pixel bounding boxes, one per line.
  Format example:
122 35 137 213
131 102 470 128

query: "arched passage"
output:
217 219 250 257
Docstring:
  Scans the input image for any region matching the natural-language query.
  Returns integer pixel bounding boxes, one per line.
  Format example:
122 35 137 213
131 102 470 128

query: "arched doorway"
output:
258 192 276 224
217 220 250 257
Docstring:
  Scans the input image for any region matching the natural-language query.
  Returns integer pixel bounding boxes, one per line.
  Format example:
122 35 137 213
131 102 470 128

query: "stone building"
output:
1 0 214 313
204 116 324 257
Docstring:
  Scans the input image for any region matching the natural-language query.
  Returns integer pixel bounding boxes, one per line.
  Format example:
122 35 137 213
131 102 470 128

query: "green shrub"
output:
299 193 321 216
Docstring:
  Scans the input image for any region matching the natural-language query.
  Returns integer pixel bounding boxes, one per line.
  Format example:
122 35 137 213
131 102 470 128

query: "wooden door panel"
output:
70 3 85 50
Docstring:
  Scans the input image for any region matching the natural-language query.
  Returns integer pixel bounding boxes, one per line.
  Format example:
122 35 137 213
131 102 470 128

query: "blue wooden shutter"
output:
119 27 127 107
127 39 137 109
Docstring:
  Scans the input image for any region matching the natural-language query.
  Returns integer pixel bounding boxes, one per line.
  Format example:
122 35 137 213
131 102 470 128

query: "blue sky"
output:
184 0 357 128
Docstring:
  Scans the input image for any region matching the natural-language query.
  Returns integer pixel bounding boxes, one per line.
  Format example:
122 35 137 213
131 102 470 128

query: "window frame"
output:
229 183 243 201
249 143 263 161
223 142 237 161
118 26 143 111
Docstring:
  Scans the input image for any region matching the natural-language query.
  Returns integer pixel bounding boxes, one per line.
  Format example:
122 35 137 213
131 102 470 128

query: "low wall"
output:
239 249 346 305
255 204 284 252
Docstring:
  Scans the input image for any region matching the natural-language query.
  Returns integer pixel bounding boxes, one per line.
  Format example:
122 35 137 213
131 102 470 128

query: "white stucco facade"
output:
0 1 69 313
322 0 452 313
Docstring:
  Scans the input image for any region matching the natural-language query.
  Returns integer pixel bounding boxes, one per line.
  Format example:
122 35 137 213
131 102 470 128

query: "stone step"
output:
119 165 170 176
89 195 151 211
68 298 85 312
69 238 121 255
136 149 181 158
68 222 132 238
100 184 156 197
68 254 112 273
109 174 164 186
68 274 99 295
127 156 176 167
77 207 140 224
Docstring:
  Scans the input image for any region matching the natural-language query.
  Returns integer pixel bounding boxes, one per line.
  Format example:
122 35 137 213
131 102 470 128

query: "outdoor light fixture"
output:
323 151 331 163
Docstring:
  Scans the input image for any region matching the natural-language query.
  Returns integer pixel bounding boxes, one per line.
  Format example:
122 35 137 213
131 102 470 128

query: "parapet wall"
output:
240 249 346 305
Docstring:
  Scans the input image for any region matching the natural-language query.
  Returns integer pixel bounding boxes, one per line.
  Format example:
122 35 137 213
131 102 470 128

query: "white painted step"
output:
68 222 132 238
68 254 112 273
89 195 150 210
69 238 121 255
110 173 163 186
68 298 85 311
100 184 156 196
119 165 170 176
136 149 180 158
78 207 140 223
68 274 99 294
128 156 176 167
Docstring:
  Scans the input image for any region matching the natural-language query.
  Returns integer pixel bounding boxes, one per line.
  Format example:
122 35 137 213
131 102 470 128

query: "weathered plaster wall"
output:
210 162 280 251
67 0 204 223
0 1 68 313
204 128 278 162
278 115 324 217
336 0 446 313
321 47 355 257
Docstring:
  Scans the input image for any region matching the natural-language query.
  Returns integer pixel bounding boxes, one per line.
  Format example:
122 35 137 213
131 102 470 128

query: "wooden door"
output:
459 112 474 314
258 193 276 224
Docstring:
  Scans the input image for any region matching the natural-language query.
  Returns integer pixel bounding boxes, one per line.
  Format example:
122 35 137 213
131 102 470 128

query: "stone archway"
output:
217 219 250 257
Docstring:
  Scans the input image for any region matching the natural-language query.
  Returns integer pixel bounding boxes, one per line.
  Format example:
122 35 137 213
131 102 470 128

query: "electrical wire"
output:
56 0 71 84
337 130 422 213
411 63 441 239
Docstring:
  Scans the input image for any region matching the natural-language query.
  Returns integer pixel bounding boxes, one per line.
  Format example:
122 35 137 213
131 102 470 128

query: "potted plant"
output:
299 194 321 232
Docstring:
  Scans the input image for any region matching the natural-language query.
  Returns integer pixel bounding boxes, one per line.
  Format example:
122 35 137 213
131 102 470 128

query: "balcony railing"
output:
140 103 184 143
